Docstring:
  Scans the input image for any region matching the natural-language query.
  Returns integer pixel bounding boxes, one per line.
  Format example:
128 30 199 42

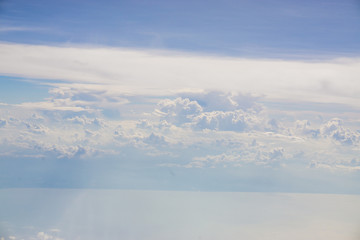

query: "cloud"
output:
256 147 285 165
36 231 64 240
320 118 359 145
66 115 104 129
184 146 287 169
143 132 168 146
0 26 47 32
0 119 6 127
1 43 360 104
1 83 360 176
47 86 129 112
293 120 319 137
0 231 64 240
178 91 261 112
154 93 264 132
192 110 262 132
155 97 202 125
2 42 360 193
310 158 360 172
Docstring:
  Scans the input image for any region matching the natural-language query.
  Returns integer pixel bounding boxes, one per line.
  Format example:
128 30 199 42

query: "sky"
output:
0 0 360 192
1 0 360 239
1 0 360 56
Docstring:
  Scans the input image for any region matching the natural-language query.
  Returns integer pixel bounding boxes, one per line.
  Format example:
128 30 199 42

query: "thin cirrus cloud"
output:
0 26 48 32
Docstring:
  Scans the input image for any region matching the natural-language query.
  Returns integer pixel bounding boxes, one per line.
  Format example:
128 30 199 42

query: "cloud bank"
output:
1 43 360 192
1 43 360 104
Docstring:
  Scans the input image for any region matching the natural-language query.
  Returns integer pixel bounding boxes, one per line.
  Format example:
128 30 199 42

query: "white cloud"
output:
178 91 261 112
310 157 360 172
293 120 319 137
184 146 287 169
1 231 64 240
192 110 262 132
1 82 360 174
154 93 264 132
1 43 360 105
320 118 359 145
66 115 104 129
47 86 129 110
36 231 64 240
24 122 49 135
155 97 202 125
0 26 46 32
143 132 168 146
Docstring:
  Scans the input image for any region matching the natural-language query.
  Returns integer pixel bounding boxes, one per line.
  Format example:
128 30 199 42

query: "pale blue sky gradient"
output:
1 0 360 57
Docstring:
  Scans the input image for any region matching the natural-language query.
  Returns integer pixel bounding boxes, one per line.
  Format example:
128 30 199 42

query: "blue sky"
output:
1 0 360 194
1 0 360 57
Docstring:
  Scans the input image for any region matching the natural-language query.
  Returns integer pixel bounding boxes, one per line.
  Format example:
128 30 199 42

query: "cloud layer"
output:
1 43 360 192
1 43 360 104
1 87 359 174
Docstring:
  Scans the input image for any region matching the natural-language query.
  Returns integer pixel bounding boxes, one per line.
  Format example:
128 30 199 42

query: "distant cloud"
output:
293 120 319 137
0 37 360 189
0 119 6 127
1 43 360 105
0 26 47 32
0 86 359 173
184 146 286 169
320 118 359 145
192 110 261 132
156 97 202 125
155 92 263 132
178 91 261 112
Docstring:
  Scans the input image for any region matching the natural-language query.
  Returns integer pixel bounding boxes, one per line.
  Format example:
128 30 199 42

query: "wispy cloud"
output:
0 26 48 32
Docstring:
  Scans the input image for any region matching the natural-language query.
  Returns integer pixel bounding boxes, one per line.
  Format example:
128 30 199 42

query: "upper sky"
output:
1 0 360 57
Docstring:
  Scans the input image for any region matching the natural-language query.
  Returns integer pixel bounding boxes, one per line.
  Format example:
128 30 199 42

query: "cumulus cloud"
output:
320 118 359 145
154 92 264 132
143 133 168 146
1 81 360 176
36 231 64 240
0 105 109 159
66 115 104 129
293 120 319 137
190 153 242 168
179 91 261 112
192 110 262 132
0 231 64 240
255 147 285 166
155 97 202 125
24 122 49 135
42 144 97 159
